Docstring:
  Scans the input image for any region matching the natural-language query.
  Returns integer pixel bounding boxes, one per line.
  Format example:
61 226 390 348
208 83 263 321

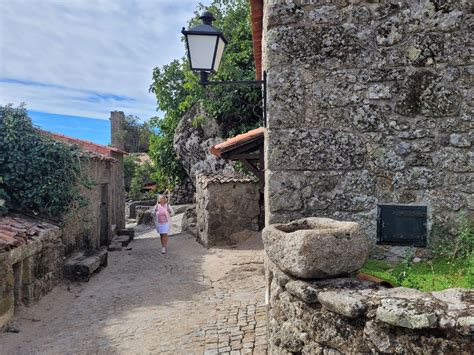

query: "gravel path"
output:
1 218 267 354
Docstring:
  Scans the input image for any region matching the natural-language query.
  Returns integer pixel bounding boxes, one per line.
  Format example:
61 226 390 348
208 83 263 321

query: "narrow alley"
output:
1 220 267 354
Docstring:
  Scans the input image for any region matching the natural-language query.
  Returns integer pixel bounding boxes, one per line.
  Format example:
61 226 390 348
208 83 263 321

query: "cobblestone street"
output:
1 224 267 354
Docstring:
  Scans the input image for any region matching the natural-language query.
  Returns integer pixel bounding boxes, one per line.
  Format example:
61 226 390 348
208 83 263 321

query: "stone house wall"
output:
263 0 472 255
0 219 62 329
61 154 125 253
0 154 125 329
196 172 260 248
266 258 473 354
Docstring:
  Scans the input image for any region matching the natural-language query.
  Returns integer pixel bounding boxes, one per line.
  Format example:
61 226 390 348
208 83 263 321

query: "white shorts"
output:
156 223 170 234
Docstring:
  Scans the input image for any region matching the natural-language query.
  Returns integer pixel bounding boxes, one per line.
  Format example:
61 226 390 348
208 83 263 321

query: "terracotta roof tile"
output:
0 215 57 252
38 130 128 160
210 127 265 157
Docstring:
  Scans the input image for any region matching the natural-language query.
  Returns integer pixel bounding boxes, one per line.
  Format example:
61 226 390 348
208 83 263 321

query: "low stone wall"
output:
0 221 62 329
170 176 195 205
266 259 473 354
196 172 260 247
126 199 156 219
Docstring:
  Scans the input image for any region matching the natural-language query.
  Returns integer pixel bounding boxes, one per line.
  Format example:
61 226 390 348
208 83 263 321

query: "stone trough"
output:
264 218 473 353
263 217 370 279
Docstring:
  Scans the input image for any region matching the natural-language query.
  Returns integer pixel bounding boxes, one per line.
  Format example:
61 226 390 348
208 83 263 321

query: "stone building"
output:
247 1 473 353
1 113 127 328
249 0 472 255
195 172 260 247
47 131 127 251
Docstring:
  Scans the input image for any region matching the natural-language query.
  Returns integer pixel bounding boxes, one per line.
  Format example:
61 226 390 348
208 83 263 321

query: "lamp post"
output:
182 10 267 126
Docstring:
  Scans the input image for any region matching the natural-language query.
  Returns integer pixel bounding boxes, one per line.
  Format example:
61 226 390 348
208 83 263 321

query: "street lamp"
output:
181 11 227 83
182 10 266 125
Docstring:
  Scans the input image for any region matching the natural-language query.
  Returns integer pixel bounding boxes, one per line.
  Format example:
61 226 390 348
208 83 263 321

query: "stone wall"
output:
61 154 125 253
263 0 473 256
266 259 473 354
196 172 260 247
169 176 195 205
0 219 62 329
126 199 156 219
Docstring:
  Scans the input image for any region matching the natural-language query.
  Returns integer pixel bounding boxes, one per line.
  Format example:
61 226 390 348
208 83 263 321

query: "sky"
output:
0 0 210 127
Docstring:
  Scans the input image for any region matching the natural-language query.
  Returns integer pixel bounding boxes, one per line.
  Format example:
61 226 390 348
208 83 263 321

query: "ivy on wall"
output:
0 105 86 219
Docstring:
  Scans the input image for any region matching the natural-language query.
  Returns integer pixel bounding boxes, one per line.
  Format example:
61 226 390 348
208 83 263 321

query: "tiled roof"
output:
143 183 157 191
39 130 127 161
196 172 258 188
209 127 265 157
250 0 263 80
0 215 57 252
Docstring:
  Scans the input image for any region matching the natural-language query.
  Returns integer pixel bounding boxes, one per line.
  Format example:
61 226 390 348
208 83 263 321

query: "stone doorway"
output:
99 183 109 246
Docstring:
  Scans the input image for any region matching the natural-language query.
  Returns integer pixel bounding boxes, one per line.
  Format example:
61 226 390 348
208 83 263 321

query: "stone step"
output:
117 228 135 239
63 249 108 282
107 241 122 252
113 234 131 246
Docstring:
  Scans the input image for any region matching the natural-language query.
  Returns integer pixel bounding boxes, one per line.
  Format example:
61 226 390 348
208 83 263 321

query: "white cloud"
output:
0 0 208 119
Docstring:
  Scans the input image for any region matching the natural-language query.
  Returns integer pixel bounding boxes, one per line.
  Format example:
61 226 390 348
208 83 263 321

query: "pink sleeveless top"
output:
156 204 169 224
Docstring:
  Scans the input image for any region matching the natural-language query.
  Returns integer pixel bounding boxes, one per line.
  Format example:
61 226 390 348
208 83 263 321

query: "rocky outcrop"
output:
173 104 235 185
263 218 370 279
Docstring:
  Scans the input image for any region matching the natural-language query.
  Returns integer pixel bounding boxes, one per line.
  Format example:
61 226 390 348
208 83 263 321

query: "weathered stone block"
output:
376 298 437 329
456 316 474 336
112 235 131 247
393 167 444 189
267 129 366 171
285 280 320 304
63 249 108 282
117 228 135 238
266 69 304 129
318 291 367 318
263 218 370 279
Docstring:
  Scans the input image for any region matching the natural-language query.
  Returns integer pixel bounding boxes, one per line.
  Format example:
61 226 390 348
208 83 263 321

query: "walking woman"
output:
154 194 174 254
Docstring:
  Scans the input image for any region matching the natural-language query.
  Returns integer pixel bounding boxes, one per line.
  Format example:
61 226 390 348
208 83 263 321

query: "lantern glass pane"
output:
212 37 226 72
187 34 218 70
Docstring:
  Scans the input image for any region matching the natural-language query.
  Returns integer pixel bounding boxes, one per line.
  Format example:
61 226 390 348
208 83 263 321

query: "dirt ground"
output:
1 214 267 354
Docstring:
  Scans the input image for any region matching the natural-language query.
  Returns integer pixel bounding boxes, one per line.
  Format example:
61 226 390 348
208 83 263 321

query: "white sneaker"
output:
161 247 166 254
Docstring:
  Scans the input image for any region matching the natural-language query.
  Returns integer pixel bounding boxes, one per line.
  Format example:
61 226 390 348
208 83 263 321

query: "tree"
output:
149 0 260 189
122 115 153 153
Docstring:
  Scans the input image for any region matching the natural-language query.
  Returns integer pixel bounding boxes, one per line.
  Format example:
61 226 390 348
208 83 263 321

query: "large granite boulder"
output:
173 104 235 185
263 217 370 279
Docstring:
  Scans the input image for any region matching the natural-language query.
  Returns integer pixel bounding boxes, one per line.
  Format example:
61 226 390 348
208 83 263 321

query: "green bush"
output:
123 155 138 192
129 162 155 200
429 212 474 260
0 105 86 219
